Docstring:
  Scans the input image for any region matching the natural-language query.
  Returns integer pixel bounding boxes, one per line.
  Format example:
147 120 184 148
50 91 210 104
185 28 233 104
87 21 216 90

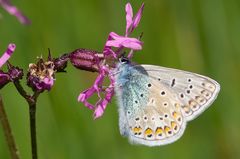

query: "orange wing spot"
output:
164 126 172 135
171 121 178 131
164 126 170 132
174 103 180 109
189 100 199 110
132 126 142 135
202 82 215 92
201 90 212 99
144 128 153 137
195 96 206 105
183 106 191 114
172 111 178 119
155 127 163 136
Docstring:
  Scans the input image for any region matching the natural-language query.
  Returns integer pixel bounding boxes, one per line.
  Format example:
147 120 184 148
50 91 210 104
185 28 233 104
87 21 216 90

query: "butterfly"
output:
112 57 220 146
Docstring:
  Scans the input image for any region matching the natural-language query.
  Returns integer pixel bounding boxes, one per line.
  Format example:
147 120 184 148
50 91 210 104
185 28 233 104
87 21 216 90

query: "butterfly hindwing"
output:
114 64 187 146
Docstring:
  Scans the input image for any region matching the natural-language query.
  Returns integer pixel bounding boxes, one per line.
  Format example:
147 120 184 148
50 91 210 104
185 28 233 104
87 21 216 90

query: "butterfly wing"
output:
114 63 220 146
140 65 220 121
114 64 187 146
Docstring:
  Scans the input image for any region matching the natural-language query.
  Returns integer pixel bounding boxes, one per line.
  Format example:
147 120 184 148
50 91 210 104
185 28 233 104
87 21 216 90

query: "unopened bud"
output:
53 53 69 72
0 71 10 89
69 49 104 72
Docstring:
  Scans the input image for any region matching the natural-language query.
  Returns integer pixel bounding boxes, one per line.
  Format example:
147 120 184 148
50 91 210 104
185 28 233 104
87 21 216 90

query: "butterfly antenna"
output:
139 32 144 40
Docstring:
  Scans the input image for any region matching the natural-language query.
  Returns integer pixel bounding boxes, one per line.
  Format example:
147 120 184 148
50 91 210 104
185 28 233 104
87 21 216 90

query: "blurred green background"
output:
0 0 240 158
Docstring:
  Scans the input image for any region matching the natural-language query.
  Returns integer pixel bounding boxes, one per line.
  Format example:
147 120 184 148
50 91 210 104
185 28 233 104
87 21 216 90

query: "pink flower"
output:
105 32 142 50
76 3 145 119
103 3 144 59
0 43 16 68
125 3 144 36
0 0 30 24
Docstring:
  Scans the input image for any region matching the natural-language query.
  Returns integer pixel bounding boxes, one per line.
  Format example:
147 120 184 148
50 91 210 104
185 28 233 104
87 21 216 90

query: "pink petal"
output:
78 87 96 102
103 48 118 59
0 0 31 24
0 43 16 68
94 87 114 119
78 90 95 110
94 102 105 119
42 77 54 90
109 32 121 39
132 3 144 31
120 39 142 50
106 37 142 50
125 3 133 35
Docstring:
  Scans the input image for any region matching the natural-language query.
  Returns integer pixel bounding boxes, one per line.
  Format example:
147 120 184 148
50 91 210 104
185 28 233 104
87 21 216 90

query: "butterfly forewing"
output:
139 65 220 121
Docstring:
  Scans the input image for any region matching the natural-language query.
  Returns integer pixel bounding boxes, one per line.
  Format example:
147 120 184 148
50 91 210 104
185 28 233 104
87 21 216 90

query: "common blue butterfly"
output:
112 58 220 146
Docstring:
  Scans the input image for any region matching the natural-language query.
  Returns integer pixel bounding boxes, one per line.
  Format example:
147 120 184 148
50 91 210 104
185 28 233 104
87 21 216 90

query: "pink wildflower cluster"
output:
0 0 30 24
78 3 144 119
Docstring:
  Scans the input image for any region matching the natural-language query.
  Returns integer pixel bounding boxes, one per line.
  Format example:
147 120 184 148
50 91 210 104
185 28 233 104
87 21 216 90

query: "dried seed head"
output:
27 58 55 92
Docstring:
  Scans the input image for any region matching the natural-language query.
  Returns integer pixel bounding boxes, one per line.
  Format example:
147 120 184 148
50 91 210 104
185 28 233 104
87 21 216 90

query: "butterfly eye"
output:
119 57 130 64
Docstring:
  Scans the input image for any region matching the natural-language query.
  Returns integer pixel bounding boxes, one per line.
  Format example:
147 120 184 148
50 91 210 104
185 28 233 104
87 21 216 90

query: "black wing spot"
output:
163 102 168 107
161 91 166 96
188 79 192 82
171 79 176 87
180 93 184 98
147 134 153 138
148 83 152 87
140 94 144 97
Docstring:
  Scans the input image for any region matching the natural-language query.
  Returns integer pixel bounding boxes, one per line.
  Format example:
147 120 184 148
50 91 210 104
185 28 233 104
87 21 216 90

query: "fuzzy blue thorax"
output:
113 61 150 113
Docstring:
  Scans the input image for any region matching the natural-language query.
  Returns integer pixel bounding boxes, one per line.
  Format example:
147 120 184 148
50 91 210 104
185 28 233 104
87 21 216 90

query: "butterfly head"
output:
119 57 130 65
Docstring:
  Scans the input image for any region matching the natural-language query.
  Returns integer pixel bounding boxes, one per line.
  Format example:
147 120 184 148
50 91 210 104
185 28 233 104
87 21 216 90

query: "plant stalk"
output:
28 102 37 159
0 95 20 159
14 81 39 159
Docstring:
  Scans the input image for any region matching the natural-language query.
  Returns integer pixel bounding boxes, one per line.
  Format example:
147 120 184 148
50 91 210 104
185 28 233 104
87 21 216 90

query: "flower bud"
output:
69 49 104 72
0 71 10 89
8 66 23 81
53 53 69 72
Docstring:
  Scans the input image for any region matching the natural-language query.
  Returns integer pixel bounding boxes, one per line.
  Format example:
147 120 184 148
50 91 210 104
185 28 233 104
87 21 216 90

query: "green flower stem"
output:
0 95 20 159
14 81 40 159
